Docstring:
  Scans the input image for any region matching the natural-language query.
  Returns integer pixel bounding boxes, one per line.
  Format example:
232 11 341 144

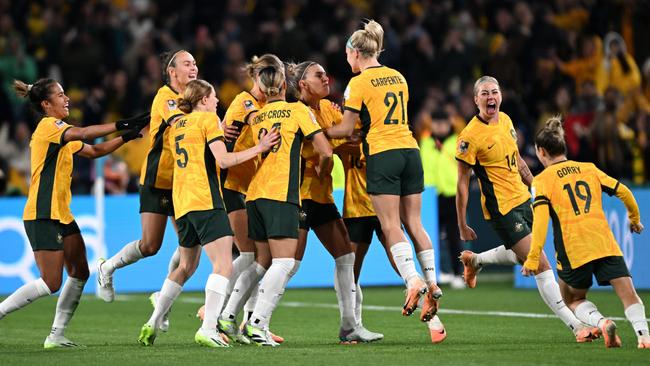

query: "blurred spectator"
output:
420 110 464 288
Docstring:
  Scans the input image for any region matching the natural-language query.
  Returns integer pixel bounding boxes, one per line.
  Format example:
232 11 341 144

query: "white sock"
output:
355 283 363 326
476 245 518 267
416 249 437 286
574 300 606 328
226 252 255 296
51 277 86 337
148 279 182 327
201 274 229 331
243 284 259 321
221 262 266 321
167 247 180 275
389 242 420 283
624 302 650 337
535 270 583 334
105 240 144 274
0 278 51 319
334 253 356 330
288 259 301 278
250 258 294 329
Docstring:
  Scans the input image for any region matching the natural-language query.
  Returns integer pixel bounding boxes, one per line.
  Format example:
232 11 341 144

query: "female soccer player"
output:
284 60 382 342
215 55 286 344
325 20 441 322
242 65 332 346
455 76 596 342
98 50 197 331
0 78 146 347
137 79 278 348
522 117 649 349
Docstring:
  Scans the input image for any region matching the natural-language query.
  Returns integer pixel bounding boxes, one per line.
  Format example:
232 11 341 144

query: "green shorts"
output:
176 209 233 248
24 219 81 251
366 148 424 196
488 200 533 249
558 256 631 289
222 188 246 214
300 200 341 231
247 199 299 240
344 216 383 244
139 185 174 216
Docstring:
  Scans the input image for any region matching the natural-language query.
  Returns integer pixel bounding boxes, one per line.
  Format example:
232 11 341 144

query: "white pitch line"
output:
112 295 648 322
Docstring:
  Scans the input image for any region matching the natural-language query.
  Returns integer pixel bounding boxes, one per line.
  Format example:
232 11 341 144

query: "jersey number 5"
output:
175 134 188 168
384 91 405 125
563 180 592 215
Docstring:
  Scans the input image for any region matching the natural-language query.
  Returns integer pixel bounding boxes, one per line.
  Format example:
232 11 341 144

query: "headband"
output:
299 62 317 81
167 50 183 69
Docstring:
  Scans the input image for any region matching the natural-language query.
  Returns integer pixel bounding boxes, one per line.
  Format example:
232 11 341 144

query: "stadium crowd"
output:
1 0 650 195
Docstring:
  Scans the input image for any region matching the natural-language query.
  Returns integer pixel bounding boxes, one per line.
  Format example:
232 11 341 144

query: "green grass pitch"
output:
1 282 648 365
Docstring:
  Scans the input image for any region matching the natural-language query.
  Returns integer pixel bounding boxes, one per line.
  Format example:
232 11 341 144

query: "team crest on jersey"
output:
510 128 517 140
54 119 66 129
243 100 255 111
458 140 469 153
167 99 177 110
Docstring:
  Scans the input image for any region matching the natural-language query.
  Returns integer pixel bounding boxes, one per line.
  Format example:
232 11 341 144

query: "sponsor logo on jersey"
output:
244 100 255 111
167 99 177 110
55 120 66 129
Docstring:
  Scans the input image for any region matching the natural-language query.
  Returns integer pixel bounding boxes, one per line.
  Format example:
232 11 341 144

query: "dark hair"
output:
14 78 58 114
535 116 567 157
431 110 449 121
177 79 213 114
285 61 317 102
160 50 187 84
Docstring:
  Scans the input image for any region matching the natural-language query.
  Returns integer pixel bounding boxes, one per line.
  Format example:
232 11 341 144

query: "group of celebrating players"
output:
0 19 648 350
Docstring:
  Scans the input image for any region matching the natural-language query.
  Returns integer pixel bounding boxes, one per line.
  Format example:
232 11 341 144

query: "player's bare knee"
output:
139 240 161 257
69 266 90 281
42 276 62 293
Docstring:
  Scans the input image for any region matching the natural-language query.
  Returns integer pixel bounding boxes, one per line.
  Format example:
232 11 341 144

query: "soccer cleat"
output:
402 277 428 316
149 292 170 332
43 335 84 349
96 258 115 302
245 323 279 347
218 318 251 345
138 323 157 346
637 335 650 349
420 284 443 322
339 325 384 343
575 327 600 343
195 328 231 348
270 331 285 344
459 251 481 288
427 316 447 344
600 319 621 348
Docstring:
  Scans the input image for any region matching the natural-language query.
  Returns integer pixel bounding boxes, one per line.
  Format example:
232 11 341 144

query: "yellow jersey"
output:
247 100 321 205
222 91 262 194
301 99 346 204
530 161 637 270
139 85 184 189
343 65 418 156
23 117 84 224
455 112 530 219
168 111 225 219
338 145 376 218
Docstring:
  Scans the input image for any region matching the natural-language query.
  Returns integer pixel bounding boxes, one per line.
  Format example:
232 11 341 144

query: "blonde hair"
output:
473 76 500 96
347 19 384 58
535 115 567 157
177 79 213 114
258 66 285 97
244 54 283 79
